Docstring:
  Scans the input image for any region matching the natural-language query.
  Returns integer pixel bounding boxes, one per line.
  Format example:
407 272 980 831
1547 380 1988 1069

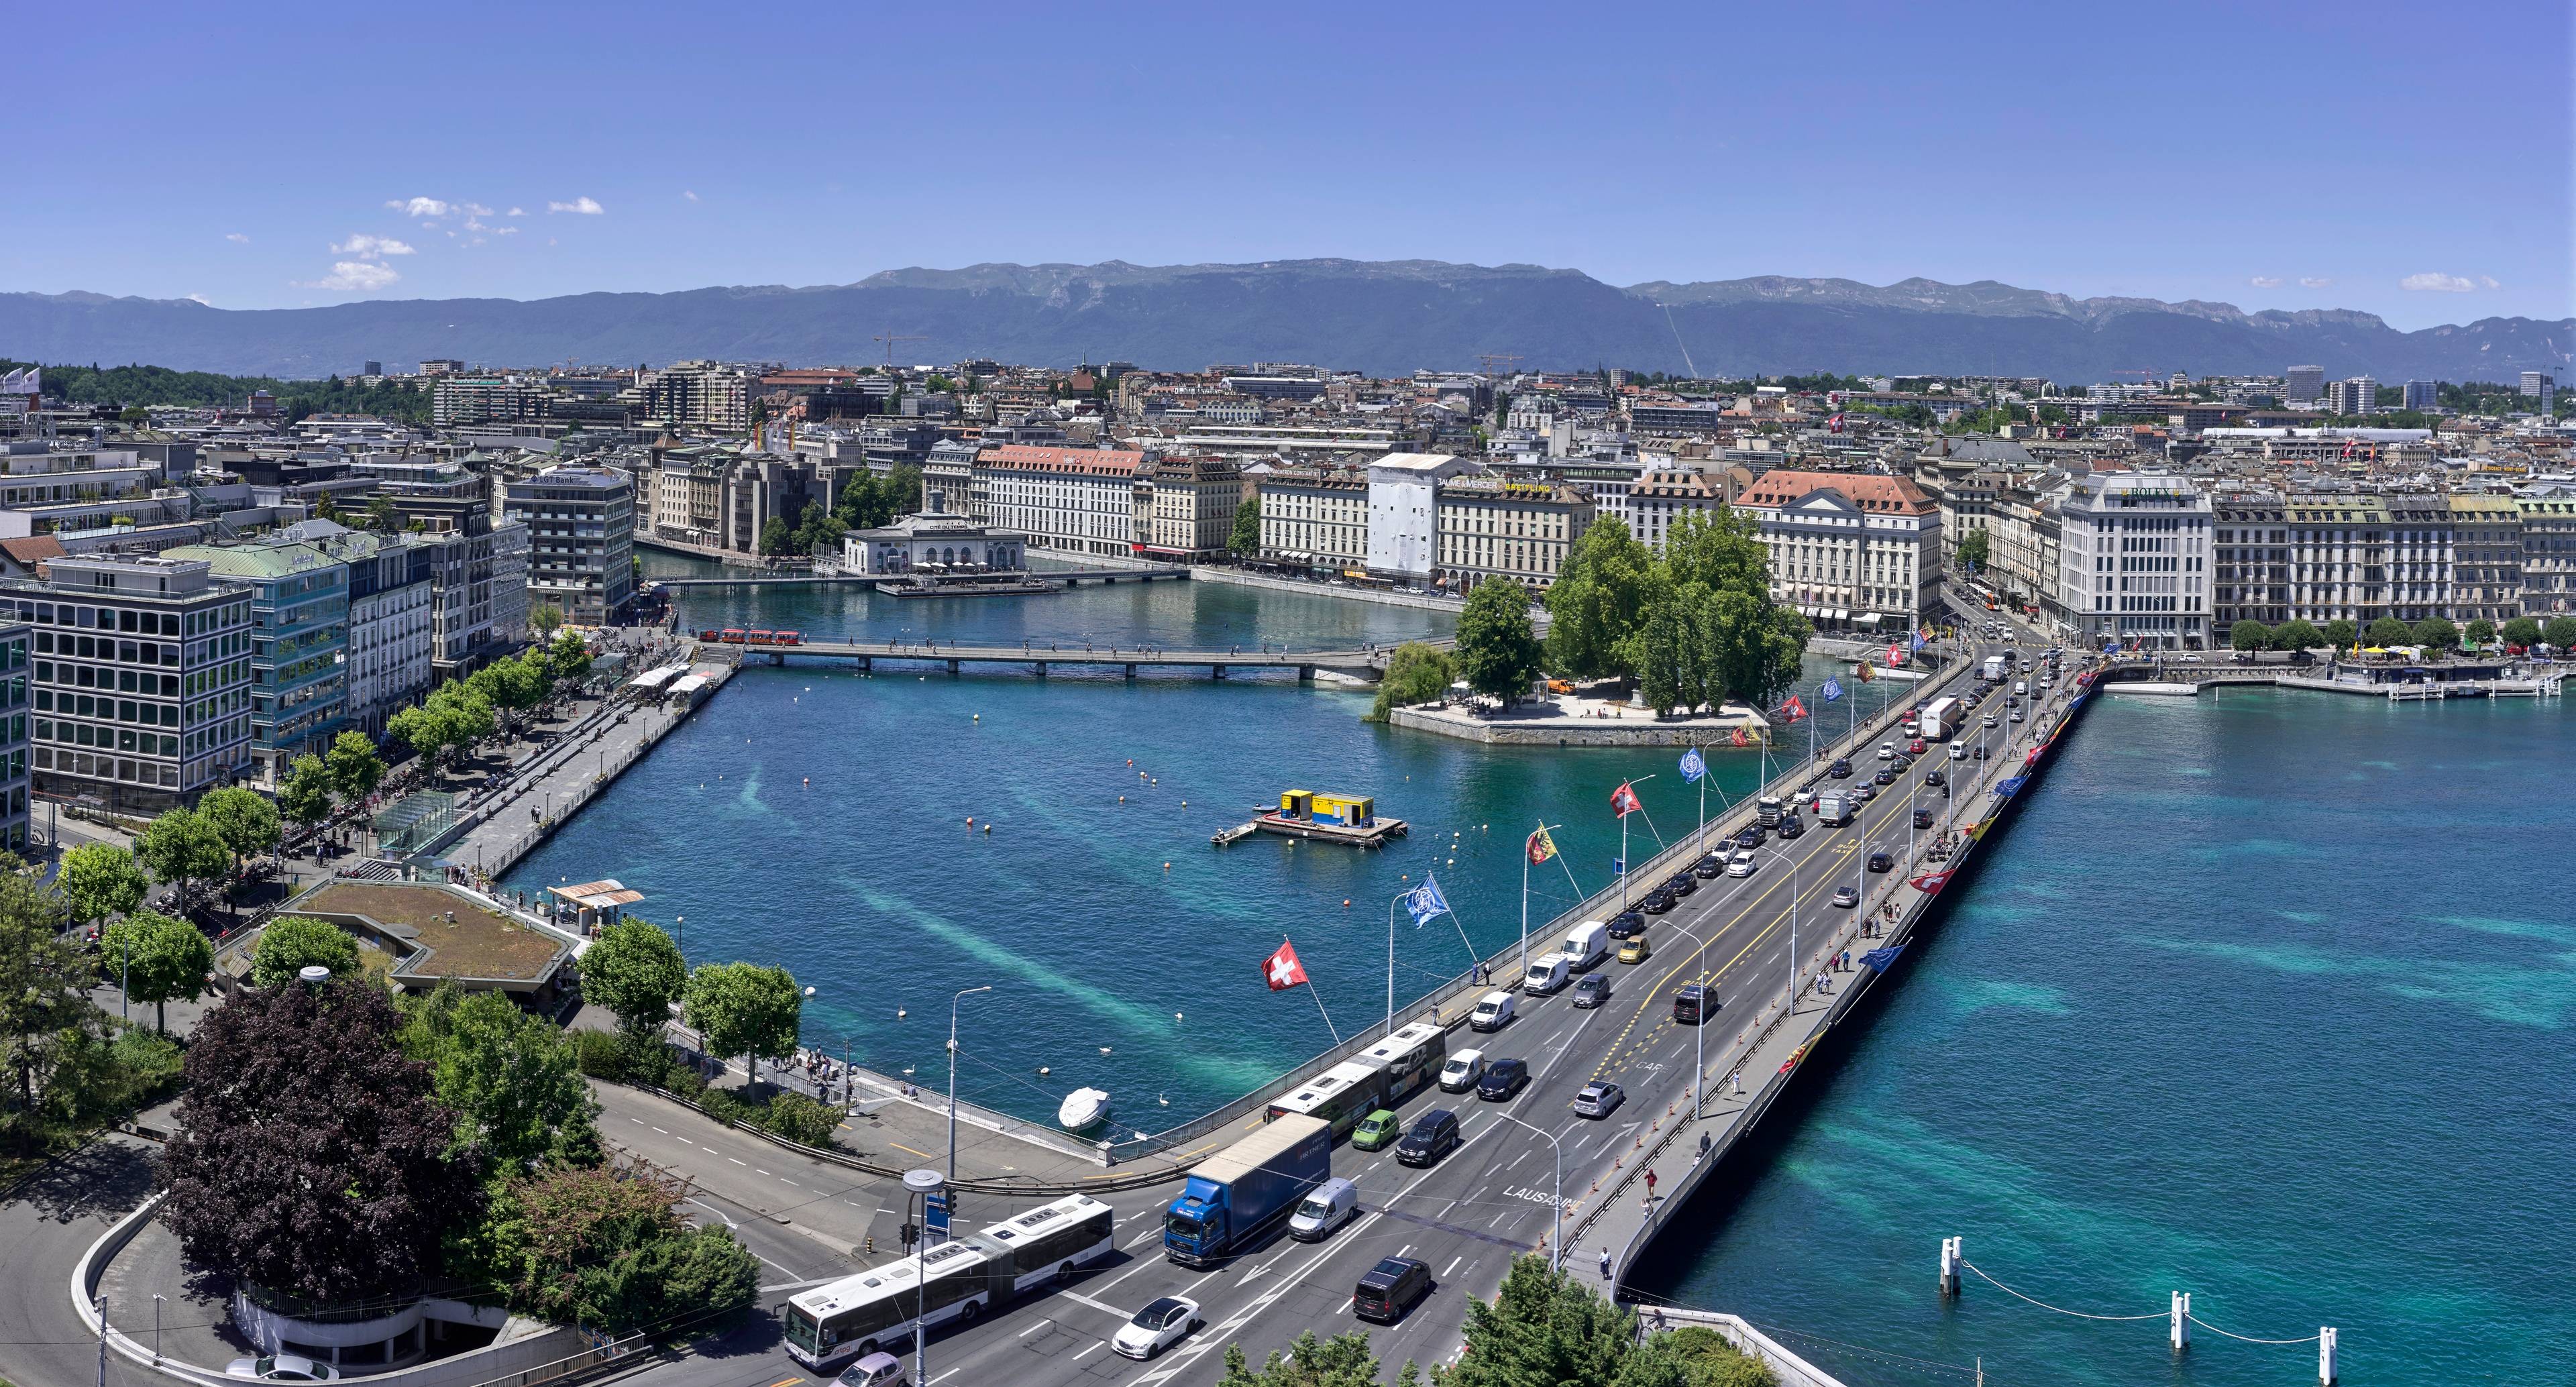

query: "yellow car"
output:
1617 935 1652 964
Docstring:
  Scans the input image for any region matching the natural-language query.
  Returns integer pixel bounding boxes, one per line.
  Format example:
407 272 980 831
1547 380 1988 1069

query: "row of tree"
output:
2230 614 2575 653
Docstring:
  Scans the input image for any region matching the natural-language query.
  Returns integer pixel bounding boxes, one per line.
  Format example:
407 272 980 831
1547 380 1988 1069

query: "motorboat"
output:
1057 1087 1112 1133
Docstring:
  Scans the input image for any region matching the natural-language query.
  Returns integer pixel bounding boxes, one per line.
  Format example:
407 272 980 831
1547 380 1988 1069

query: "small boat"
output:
1057 1087 1112 1133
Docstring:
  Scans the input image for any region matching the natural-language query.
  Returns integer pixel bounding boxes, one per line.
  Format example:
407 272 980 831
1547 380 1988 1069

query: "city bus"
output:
1264 1060 1392 1142
975 1195 1116 1294
781 1235 1003 1370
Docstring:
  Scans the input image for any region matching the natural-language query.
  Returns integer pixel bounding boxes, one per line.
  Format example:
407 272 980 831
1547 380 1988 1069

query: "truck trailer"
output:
1163 1113 1331 1266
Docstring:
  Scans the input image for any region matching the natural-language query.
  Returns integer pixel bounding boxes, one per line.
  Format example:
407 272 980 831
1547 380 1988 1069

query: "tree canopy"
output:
250 916 360 988
1456 581 1546 700
580 918 688 1038
162 978 484 1307
682 962 800 1089
100 911 212 1034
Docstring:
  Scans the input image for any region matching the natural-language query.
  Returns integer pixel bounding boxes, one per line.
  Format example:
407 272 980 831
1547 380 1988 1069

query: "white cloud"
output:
331 233 416 259
2298 276 2331 288
547 197 605 215
186 293 213 306
298 261 401 292
2400 272 2478 292
2249 276 2282 288
683 190 700 203
224 232 250 244
385 197 451 219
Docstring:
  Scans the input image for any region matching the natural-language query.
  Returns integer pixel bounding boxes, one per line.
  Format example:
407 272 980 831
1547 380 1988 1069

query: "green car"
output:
1350 1109 1401 1152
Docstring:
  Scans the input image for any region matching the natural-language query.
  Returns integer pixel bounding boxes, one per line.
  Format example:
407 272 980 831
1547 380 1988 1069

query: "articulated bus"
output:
782 1197 1116 1369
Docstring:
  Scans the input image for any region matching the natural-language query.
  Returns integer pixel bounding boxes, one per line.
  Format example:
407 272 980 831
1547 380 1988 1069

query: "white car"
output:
225 1358 339 1383
1113 1296 1202 1360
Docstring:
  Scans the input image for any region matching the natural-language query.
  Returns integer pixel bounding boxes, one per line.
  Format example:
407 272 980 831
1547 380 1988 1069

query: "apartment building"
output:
164 539 350 781
1432 479 1594 594
973 447 1145 558
2518 490 2576 614
2057 473 2212 650
1134 455 1242 561
1735 469 1941 632
2447 494 2522 628
7 553 255 813
1254 466 1368 575
504 465 635 624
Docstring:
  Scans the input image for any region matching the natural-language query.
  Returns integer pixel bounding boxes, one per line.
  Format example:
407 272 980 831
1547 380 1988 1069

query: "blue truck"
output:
1163 1113 1332 1266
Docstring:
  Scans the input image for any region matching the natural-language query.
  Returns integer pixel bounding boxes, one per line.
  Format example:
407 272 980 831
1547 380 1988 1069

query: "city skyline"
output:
7 1 2567 327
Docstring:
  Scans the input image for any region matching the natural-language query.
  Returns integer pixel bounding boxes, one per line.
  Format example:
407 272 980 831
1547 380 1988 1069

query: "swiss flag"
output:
1263 940 1309 991
1609 781 1642 817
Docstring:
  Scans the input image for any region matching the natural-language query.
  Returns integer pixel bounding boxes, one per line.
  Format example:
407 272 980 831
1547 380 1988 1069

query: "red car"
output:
1908 738 1927 755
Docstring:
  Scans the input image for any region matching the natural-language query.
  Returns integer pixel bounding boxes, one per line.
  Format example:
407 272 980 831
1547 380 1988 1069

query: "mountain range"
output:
3 260 2567 385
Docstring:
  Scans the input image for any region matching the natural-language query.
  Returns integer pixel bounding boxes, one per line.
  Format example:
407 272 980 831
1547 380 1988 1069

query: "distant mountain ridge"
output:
1 260 2564 384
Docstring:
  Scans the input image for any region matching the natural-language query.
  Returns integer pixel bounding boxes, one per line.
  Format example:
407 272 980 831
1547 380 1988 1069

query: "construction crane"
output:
873 332 927 370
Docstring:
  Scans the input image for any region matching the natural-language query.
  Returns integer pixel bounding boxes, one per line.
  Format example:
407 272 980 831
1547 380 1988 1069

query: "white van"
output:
1522 953 1571 995
1289 1176 1360 1241
1438 1049 1487 1093
1469 990 1517 1031
1558 921 1611 973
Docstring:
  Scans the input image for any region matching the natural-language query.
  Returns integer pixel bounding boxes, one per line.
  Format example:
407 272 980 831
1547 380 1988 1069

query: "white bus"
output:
782 1235 1003 1369
976 1195 1117 1294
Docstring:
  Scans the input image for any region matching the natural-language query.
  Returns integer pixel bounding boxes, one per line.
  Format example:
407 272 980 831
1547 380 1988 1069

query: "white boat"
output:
1057 1087 1112 1133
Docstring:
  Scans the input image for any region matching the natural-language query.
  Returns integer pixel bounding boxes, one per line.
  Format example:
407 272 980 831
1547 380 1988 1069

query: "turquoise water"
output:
1632 687 2576 1386
518 559 1907 1125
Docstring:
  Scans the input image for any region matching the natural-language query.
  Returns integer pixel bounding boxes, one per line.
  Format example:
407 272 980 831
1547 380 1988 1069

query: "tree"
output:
1218 1330 1409 1386
2466 618 2498 648
135 806 228 909
2366 617 2414 648
276 753 335 836
1455 580 1546 700
162 978 483 1308
2502 616 2543 649
581 918 688 1038
682 962 800 1091
250 916 359 988
1366 643 1458 723
2546 616 2576 650
460 1158 757 1333
400 984 600 1170
1230 497 1262 557
99 911 212 1033
2322 618 2358 650
1544 520 1657 679
2274 618 2326 652
326 729 386 802
2412 616 2459 651
58 842 146 928
0 864 105 1152
198 785 281 878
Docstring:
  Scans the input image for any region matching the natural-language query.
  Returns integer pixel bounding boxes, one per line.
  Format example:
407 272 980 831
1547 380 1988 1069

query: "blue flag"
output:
1820 677 1845 703
1405 873 1450 928
1678 746 1707 783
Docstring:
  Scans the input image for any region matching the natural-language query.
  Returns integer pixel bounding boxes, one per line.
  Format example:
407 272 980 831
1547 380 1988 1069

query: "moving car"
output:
225 1360 339 1383
1571 973 1611 1008
1350 1109 1401 1152
1395 1109 1462 1166
1572 1081 1627 1119
1831 885 1861 908
1354 1257 1434 1324
1112 1296 1202 1360
1617 934 1652 965
1477 1058 1530 1101
1288 1178 1360 1241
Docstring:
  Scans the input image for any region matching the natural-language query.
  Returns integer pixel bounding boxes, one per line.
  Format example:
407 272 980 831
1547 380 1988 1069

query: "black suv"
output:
1395 1109 1461 1166
1354 1256 1433 1323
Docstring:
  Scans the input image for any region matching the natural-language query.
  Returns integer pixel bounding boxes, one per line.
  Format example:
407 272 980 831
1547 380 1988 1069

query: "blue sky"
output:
9 1 2567 327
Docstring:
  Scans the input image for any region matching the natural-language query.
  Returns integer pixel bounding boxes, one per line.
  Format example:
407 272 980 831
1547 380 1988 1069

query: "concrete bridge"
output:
723 635 1452 681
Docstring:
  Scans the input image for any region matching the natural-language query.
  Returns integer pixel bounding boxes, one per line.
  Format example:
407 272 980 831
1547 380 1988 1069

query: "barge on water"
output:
1214 789 1409 848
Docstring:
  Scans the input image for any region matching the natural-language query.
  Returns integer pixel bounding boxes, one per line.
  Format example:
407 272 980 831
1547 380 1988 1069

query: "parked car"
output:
1354 1257 1434 1324
1831 885 1861 908
1396 1109 1462 1166
1477 1058 1531 1101
1572 1081 1627 1119
1350 1108 1401 1152
1112 1296 1203 1360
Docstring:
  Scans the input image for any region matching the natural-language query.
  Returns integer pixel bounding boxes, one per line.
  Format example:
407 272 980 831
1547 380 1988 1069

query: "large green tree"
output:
250 915 360 988
1456 580 1546 700
399 984 599 1170
459 1158 757 1333
162 978 483 1307
99 911 212 1034
682 962 801 1091
0 865 105 1153
1366 643 1458 723
135 806 228 909
58 842 146 928
1544 520 1658 679
580 918 688 1038
199 785 281 878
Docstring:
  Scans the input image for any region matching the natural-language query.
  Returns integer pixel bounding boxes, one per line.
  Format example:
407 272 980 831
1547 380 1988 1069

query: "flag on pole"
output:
1609 781 1642 817
1525 825 1558 865
1262 939 1309 991
1404 873 1450 928
1678 746 1707 783
1819 677 1845 703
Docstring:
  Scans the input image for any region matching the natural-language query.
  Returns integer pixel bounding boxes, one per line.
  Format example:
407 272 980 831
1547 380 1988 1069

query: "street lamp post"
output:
1491 1111 1563 1272
947 985 993 1193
